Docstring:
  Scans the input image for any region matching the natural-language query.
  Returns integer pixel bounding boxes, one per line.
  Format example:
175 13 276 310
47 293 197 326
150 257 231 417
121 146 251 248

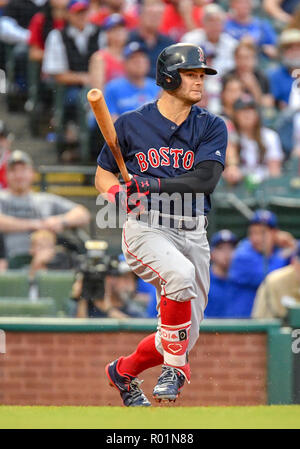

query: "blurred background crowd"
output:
0 0 299 321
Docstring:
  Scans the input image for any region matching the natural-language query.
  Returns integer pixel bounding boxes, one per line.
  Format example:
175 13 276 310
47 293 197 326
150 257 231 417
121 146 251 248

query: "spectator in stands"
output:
29 229 75 280
89 0 139 29
28 0 67 62
0 0 47 45
263 0 299 26
226 210 297 318
268 28 300 109
127 0 174 79
225 41 274 108
0 120 12 189
274 106 300 158
220 75 244 122
0 233 7 271
104 41 160 120
252 241 300 318
204 230 238 318
160 0 203 42
181 3 237 76
223 95 283 186
89 13 127 91
224 0 278 58
0 150 90 266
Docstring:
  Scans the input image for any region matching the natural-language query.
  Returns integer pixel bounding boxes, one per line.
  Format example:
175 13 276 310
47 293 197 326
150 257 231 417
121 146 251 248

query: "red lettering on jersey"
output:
170 149 184 168
182 151 194 170
148 148 160 168
135 152 149 172
159 147 170 166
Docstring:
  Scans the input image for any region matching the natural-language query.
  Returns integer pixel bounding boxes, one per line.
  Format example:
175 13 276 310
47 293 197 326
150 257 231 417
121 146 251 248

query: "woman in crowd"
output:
89 13 127 91
223 95 284 185
28 0 67 62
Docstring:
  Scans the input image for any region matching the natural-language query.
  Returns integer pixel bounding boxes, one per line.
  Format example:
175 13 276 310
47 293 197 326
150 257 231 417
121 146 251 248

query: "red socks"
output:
118 333 163 377
160 296 191 381
117 297 192 382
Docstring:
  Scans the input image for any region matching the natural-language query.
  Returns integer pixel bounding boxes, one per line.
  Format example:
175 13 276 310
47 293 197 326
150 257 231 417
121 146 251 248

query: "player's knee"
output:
165 262 195 292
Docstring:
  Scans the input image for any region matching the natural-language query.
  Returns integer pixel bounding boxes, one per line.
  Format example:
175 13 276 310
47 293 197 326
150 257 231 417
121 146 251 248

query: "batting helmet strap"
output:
156 43 217 91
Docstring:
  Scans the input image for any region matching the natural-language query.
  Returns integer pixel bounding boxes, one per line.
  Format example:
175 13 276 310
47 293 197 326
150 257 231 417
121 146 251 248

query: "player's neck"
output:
157 94 192 126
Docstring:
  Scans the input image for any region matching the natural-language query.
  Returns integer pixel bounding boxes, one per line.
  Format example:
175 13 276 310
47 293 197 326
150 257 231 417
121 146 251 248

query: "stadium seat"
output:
0 297 56 317
0 271 30 297
35 270 75 316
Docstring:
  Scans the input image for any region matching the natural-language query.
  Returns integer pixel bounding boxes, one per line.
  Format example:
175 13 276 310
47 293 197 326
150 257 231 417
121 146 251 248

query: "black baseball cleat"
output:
105 358 151 407
152 365 185 402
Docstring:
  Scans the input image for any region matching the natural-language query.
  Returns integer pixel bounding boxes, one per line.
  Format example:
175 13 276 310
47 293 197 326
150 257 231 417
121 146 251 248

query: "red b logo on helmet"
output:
198 48 204 63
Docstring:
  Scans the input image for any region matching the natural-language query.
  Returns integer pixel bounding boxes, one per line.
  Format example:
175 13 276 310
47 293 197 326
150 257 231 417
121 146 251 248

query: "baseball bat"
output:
87 88 131 182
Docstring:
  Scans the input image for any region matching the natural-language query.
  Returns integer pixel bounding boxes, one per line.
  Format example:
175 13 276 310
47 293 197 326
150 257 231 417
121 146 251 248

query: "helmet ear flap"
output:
160 70 182 91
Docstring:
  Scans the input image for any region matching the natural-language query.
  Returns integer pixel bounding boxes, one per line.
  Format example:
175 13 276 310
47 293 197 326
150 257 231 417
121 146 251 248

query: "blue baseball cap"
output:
210 230 238 249
249 209 278 228
67 0 89 12
123 41 147 59
103 13 125 30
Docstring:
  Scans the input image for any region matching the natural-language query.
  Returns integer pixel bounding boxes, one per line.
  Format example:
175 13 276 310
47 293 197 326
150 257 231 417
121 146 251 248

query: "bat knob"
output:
87 88 103 103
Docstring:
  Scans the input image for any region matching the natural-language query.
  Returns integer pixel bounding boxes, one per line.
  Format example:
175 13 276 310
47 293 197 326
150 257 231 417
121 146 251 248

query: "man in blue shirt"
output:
104 41 161 120
268 28 300 107
226 210 297 318
224 0 277 57
127 1 175 79
205 230 238 318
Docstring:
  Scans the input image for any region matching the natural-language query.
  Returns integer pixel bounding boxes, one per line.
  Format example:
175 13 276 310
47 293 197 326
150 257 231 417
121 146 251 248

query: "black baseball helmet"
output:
156 43 217 91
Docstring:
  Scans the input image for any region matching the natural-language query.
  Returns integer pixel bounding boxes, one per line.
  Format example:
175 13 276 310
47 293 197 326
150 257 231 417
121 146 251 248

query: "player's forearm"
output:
159 161 223 195
95 166 120 195
0 214 40 232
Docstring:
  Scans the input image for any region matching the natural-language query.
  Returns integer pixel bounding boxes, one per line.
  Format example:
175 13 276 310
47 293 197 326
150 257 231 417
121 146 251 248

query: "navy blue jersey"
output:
97 101 227 215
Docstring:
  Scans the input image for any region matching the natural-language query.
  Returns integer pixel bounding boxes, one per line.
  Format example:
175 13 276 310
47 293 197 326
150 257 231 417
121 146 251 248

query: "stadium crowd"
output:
0 0 300 320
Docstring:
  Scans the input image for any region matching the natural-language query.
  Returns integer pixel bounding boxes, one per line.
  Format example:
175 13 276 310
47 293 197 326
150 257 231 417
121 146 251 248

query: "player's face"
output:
176 69 206 105
248 224 275 254
212 243 235 270
6 163 34 194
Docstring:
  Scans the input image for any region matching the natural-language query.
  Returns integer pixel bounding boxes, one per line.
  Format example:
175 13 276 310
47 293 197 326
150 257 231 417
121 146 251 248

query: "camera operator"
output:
71 241 142 318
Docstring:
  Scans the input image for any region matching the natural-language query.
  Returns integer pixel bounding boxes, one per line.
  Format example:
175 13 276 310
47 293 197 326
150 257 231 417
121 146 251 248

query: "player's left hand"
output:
125 175 160 198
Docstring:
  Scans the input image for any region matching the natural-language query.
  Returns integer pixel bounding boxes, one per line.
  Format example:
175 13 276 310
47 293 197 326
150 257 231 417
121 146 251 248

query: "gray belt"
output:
133 210 207 231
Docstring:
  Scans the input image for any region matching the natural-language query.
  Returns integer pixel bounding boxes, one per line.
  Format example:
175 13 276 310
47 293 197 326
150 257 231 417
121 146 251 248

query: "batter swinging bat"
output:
87 88 130 183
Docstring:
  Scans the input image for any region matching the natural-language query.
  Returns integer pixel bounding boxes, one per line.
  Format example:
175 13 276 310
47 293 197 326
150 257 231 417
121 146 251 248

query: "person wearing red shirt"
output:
160 0 205 41
89 13 127 90
0 121 12 190
28 0 67 62
89 0 139 30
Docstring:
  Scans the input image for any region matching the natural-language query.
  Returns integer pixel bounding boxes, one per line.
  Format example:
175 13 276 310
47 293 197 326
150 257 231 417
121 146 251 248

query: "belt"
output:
135 210 207 231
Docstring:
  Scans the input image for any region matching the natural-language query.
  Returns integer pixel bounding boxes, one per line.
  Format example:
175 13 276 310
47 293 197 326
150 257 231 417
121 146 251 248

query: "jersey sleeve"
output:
97 116 127 173
194 115 228 167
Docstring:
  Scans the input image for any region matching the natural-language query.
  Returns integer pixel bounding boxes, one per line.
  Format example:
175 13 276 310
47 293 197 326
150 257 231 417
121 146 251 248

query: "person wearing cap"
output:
104 41 161 121
88 0 139 30
0 120 12 189
223 94 283 186
0 150 90 265
268 28 300 108
225 209 297 318
42 0 102 97
89 13 127 91
204 230 238 318
252 241 300 319
181 4 237 76
127 1 175 80
224 0 277 58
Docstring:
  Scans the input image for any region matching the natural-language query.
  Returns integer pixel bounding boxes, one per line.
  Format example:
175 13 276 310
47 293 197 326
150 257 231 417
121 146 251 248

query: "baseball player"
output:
95 43 228 406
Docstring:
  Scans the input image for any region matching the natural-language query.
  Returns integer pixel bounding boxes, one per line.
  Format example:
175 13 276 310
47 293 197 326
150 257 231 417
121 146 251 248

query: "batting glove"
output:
107 175 160 214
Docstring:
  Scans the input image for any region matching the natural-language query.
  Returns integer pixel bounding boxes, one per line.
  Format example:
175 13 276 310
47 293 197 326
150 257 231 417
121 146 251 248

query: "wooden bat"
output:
87 88 130 182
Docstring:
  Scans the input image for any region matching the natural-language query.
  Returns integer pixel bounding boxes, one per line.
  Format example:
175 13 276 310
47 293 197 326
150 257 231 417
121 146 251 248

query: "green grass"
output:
0 405 300 429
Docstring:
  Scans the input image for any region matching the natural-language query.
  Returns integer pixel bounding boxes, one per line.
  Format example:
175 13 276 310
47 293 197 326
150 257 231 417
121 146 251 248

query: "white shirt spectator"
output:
42 24 103 75
239 127 284 181
181 29 237 76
